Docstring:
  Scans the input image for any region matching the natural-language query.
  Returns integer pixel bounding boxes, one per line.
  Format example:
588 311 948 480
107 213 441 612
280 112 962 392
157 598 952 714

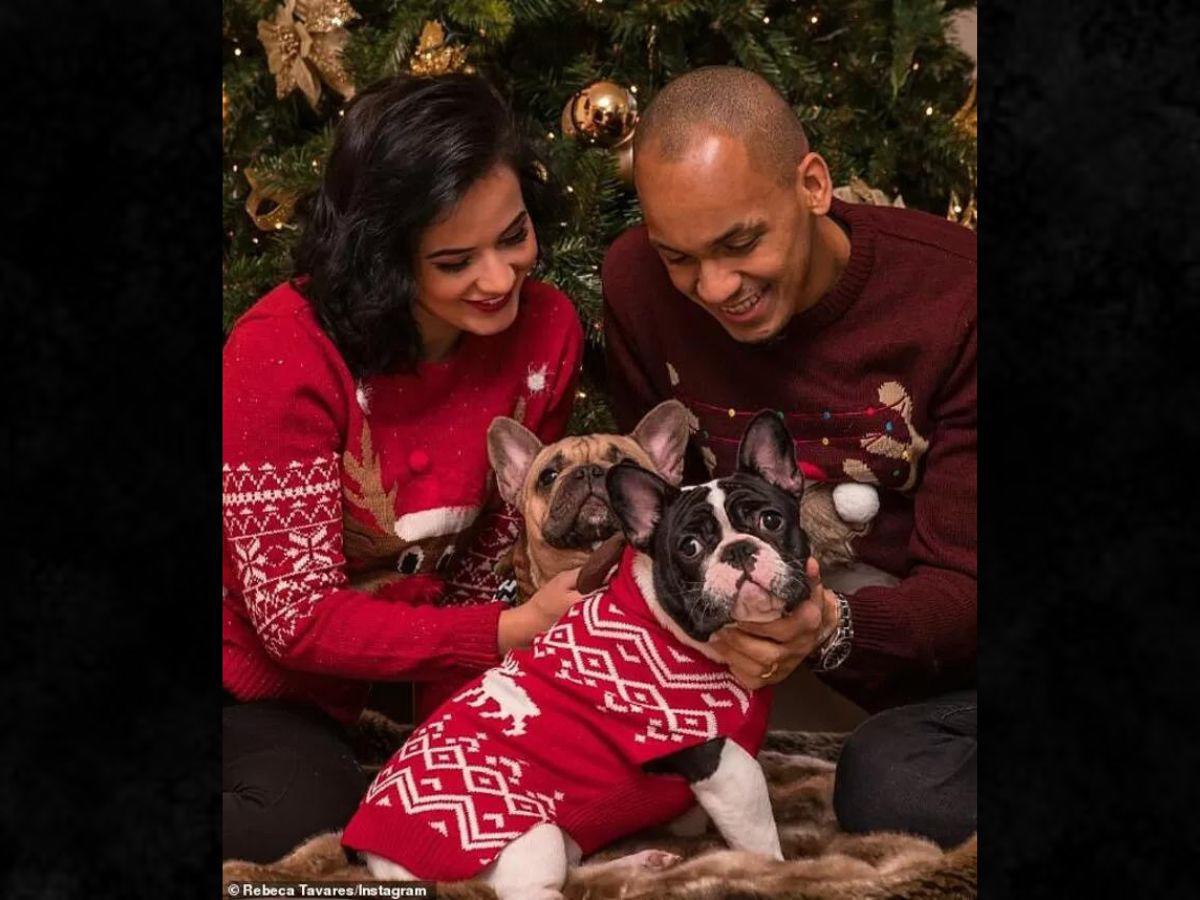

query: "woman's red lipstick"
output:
463 289 514 314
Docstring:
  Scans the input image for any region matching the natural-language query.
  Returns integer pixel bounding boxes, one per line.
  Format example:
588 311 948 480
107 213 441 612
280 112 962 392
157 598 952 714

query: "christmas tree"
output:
223 0 977 432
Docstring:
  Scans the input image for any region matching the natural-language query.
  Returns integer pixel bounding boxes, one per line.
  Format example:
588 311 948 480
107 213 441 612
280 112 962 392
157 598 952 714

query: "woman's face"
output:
412 163 538 361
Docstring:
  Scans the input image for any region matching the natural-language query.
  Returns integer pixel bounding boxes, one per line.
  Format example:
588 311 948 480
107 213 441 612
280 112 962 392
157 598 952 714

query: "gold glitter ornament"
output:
244 167 300 231
951 79 977 141
408 21 473 77
832 176 906 208
257 0 358 111
296 0 359 33
561 80 638 148
947 187 978 230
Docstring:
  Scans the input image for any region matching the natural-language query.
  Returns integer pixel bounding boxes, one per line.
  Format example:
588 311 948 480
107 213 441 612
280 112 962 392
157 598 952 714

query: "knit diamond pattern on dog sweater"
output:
342 546 770 880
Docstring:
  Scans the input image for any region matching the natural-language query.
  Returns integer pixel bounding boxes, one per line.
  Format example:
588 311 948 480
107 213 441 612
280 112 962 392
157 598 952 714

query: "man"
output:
602 66 976 848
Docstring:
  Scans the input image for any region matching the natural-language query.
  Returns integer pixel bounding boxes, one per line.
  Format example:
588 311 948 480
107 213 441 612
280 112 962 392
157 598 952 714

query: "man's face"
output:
636 134 813 343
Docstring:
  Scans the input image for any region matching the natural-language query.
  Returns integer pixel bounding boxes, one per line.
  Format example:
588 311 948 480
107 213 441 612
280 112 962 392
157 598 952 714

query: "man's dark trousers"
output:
833 689 977 848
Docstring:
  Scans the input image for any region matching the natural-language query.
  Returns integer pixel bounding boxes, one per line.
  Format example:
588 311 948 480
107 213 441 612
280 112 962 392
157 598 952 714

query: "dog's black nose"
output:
719 540 758 568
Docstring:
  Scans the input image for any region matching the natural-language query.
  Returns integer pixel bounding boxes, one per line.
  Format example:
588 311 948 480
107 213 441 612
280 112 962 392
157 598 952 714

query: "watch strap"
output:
814 590 853 672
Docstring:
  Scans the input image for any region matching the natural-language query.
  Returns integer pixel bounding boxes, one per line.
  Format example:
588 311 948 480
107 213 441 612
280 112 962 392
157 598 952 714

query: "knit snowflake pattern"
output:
222 456 347 655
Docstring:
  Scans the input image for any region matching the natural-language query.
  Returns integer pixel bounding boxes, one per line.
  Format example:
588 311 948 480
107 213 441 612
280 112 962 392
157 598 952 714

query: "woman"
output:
222 73 584 863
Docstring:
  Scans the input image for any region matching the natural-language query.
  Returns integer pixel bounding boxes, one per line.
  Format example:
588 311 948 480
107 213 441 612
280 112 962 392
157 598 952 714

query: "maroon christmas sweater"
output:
602 198 977 711
342 546 771 879
222 278 582 726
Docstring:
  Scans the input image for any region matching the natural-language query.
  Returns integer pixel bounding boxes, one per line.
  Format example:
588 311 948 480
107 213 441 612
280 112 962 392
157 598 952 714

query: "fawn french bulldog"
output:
486 400 691 600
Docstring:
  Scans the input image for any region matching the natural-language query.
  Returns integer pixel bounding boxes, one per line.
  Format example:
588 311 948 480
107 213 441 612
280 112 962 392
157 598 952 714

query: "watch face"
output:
823 640 852 671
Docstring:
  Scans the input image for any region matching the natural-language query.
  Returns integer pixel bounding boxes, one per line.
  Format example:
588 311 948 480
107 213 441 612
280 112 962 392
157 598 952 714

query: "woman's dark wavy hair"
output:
292 73 560 378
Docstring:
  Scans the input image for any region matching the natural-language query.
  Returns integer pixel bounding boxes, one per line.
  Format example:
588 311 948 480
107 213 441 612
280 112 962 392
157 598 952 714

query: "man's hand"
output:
710 558 840 691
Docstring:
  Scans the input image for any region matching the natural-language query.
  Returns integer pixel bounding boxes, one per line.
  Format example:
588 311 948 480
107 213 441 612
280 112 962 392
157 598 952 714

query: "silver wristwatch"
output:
814 591 853 672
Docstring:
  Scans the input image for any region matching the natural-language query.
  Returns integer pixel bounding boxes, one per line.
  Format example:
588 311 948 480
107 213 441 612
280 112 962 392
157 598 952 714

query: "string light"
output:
232 164 238 172
566 185 574 193
810 14 819 24
234 47 242 56
912 61 920 71
630 85 638 93
576 390 588 399
925 105 934 116
547 131 556 140
763 16 770 23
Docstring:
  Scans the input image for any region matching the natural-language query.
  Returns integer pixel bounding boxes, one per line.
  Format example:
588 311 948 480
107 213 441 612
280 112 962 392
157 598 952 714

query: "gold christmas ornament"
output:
244 167 300 231
222 85 229 128
257 0 358 111
833 176 906 208
561 80 638 148
408 21 473 77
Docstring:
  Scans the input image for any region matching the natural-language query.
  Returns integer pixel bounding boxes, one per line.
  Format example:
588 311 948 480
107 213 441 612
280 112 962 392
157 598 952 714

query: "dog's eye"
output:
759 510 783 532
679 536 703 559
537 467 558 487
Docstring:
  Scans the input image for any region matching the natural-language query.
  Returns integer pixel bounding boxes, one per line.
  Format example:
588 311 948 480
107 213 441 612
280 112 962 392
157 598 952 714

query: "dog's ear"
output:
631 400 691 487
737 410 805 497
606 462 677 550
488 417 544 505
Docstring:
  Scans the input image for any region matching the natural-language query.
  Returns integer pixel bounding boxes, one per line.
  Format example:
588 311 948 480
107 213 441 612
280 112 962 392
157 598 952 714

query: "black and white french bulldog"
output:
601 409 814 862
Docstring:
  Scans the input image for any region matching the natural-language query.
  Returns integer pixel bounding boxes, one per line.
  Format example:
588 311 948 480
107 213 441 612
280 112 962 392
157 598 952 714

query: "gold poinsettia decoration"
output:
257 0 359 111
408 20 473 77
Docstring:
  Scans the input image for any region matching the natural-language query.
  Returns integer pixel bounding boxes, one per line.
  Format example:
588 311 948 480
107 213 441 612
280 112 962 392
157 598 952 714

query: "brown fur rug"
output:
223 710 977 899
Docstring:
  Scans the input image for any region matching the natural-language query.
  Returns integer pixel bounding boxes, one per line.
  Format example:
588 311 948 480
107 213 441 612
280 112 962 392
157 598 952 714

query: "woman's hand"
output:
497 568 582 654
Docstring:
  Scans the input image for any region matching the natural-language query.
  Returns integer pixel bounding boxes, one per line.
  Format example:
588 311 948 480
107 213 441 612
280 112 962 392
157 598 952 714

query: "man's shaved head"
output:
634 66 809 184
631 66 847 345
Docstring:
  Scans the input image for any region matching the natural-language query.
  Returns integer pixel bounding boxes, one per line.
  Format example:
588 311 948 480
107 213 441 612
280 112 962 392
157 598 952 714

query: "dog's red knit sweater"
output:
222 278 582 727
341 545 771 880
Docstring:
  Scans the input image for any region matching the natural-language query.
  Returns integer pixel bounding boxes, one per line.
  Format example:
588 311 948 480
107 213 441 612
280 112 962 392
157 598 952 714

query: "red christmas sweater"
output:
603 198 977 711
222 278 583 726
342 546 771 879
